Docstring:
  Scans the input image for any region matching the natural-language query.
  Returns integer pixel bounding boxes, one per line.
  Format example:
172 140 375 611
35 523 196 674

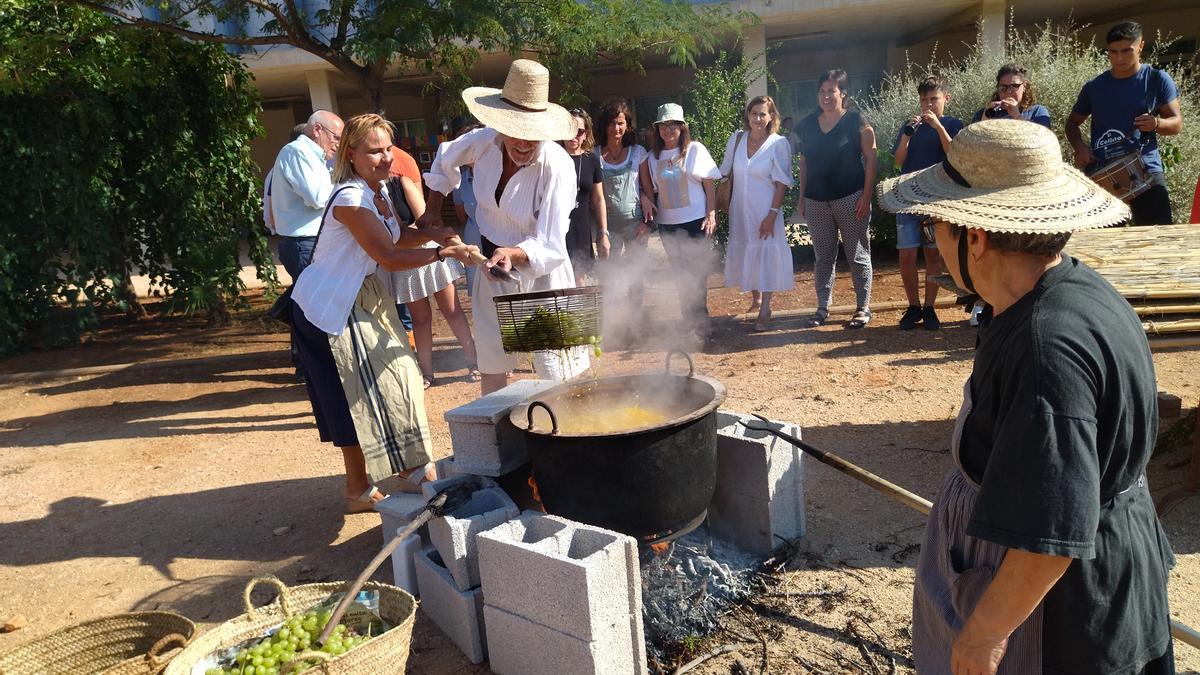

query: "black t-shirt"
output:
565 152 603 261
796 109 866 201
960 256 1174 673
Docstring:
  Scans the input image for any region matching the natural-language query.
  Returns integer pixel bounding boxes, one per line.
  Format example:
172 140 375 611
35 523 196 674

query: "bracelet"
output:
768 207 780 214
1152 115 1160 131
599 231 610 238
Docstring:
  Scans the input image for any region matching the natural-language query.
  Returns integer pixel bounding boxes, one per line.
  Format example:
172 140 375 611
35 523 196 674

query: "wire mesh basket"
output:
494 286 602 353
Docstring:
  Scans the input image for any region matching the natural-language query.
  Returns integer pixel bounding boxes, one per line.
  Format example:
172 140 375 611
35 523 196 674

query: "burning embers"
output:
639 527 760 668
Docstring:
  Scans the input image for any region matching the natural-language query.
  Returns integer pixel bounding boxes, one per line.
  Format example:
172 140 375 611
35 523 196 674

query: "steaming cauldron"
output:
509 351 726 541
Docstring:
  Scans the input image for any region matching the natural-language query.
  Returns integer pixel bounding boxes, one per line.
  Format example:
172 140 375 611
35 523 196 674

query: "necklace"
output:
602 144 628 164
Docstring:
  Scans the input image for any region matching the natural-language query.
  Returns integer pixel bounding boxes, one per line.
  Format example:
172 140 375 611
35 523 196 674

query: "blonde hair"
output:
331 114 395 184
744 96 781 135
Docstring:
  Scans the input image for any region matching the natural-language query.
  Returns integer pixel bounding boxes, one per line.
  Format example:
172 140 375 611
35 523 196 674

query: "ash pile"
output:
639 527 762 666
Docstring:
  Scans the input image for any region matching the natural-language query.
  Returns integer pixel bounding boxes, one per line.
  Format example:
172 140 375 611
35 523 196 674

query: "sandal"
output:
847 308 873 329
423 374 436 390
395 462 436 494
804 309 829 328
466 363 482 382
344 486 386 514
754 312 772 331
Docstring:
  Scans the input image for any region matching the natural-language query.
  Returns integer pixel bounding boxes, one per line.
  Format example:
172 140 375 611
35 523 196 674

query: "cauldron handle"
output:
664 349 694 377
526 400 560 435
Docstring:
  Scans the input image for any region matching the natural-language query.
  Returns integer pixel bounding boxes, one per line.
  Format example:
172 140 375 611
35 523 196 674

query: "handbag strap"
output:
302 184 355 273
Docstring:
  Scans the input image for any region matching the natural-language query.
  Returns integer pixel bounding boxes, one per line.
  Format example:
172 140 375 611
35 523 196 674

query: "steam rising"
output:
591 230 720 353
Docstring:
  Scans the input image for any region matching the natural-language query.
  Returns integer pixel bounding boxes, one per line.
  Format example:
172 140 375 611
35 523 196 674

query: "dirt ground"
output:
1 260 1198 674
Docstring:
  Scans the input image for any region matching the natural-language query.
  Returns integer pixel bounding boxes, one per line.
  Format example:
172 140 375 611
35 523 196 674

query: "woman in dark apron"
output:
879 120 1175 675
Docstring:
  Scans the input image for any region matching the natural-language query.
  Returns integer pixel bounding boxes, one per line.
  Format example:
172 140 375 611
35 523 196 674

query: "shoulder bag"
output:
267 185 352 325
715 131 744 214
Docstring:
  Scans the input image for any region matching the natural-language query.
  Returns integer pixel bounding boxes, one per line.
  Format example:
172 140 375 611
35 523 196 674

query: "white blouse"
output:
423 127 575 279
291 177 400 335
645 142 720 225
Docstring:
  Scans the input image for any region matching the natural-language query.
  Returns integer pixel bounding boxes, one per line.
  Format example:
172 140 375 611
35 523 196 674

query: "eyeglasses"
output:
319 124 341 143
998 82 1024 91
659 121 683 129
919 218 939 245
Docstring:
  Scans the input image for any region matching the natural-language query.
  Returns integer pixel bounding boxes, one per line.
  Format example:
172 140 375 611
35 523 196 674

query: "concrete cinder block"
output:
414 547 487 664
433 456 459 480
375 492 430 547
477 512 646 673
444 379 557 476
484 604 637 675
429 486 519 591
708 411 805 555
389 534 421 596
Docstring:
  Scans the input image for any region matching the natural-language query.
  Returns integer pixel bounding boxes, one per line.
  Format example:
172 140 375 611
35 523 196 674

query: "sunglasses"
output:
574 128 587 139
998 82 1024 91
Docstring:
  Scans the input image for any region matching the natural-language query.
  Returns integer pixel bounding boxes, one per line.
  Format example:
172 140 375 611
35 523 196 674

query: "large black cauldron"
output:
509 351 726 540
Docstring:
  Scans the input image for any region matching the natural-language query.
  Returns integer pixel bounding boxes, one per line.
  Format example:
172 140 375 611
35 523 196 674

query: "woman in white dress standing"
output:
720 95 794 331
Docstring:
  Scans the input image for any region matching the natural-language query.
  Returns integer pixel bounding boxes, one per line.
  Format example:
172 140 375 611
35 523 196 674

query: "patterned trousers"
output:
805 190 872 311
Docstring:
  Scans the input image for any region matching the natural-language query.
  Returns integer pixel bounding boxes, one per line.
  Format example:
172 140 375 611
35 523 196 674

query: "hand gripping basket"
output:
162 576 416 675
493 286 602 353
0 611 195 675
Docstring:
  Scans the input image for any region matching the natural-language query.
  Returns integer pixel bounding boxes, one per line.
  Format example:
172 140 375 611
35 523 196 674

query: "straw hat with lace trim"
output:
877 119 1130 233
462 59 576 142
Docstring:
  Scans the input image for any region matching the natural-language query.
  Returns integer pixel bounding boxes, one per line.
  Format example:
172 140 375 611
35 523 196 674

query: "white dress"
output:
720 132 795 292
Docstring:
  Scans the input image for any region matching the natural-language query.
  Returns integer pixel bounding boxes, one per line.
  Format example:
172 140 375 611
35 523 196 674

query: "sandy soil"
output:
0 261 1197 674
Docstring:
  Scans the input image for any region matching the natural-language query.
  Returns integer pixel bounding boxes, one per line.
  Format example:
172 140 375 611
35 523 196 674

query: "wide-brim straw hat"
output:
877 119 1130 233
462 59 576 142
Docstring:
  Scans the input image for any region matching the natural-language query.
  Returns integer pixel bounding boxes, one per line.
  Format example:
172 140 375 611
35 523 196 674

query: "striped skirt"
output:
293 274 432 483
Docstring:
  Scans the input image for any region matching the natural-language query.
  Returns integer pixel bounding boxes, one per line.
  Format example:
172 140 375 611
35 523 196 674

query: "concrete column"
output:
305 69 339 114
979 0 1006 59
744 23 768 101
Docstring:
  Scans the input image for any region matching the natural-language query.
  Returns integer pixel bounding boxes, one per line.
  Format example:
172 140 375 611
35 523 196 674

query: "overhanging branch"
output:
74 0 291 47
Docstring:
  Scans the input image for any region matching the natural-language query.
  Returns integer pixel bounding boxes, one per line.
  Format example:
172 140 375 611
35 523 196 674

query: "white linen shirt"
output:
269 135 334 238
423 127 574 279
291 178 400 335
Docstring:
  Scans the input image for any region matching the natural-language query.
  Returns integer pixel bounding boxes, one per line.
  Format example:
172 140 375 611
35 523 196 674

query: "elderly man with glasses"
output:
269 109 345 280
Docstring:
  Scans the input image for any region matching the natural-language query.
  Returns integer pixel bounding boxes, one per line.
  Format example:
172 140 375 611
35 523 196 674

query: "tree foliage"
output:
860 19 1200 230
71 0 748 114
0 1 273 354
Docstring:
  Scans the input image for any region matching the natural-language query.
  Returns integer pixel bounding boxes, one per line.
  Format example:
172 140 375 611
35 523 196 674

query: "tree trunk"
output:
120 272 147 319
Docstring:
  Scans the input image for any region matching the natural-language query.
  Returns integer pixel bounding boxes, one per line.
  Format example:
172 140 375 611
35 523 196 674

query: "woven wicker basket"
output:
0 612 194 675
163 577 416 675
494 286 602 353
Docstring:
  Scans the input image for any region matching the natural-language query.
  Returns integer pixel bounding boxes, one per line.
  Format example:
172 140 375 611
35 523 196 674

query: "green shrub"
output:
0 2 275 354
860 19 1200 225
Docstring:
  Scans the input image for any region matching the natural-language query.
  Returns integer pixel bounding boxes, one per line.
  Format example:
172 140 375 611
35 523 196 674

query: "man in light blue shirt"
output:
270 110 344 279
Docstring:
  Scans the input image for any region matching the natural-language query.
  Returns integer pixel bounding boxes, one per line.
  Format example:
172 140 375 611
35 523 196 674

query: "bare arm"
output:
794 155 808 216
1138 98 1183 136
1065 111 1094 168
758 181 788 240
590 181 610 258
400 176 425 221
951 549 1072 675
856 125 878 220
638 160 656 224
701 178 716 236
335 204 457 271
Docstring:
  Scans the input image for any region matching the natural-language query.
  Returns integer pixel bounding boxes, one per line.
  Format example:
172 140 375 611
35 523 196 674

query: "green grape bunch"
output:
501 303 602 351
204 607 372 675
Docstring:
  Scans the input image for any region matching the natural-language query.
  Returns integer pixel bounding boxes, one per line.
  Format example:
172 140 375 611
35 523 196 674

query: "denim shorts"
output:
896 213 935 250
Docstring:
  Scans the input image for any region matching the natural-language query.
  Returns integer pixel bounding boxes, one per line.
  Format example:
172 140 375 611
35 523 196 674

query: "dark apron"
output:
912 380 1044 674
